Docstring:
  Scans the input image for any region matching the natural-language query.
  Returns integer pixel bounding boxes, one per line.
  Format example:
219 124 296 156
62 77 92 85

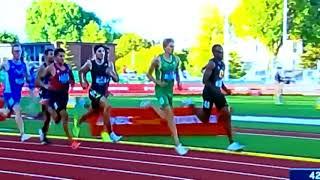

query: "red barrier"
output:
88 107 226 136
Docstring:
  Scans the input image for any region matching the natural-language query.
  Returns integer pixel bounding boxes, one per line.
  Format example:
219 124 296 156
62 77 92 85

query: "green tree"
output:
289 0 320 45
116 45 163 74
176 49 189 71
103 20 122 42
0 32 19 43
300 44 320 69
228 51 246 79
231 0 283 56
114 33 151 59
231 0 320 54
187 6 224 76
81 20 107 43
26 0 100 42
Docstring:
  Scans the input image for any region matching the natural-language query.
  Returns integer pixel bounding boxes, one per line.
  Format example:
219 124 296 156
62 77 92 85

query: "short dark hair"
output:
163 38 174 48
93 44 108 53
211 44 222 53
11 43 21 50
44 48 54 55
54 48 65 56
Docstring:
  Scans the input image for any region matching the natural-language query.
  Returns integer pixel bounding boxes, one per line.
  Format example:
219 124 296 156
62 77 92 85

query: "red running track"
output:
0 136 319 180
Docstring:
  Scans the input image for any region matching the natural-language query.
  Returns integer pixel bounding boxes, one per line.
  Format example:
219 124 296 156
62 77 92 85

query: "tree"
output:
0 32 19 43
300 44 320 69
81 20 107 43
114 33 151 59
231 0 320 54
26 0 100 42
176 49 189 71
231 0 283 56
116 45 163 74
228 51 246 79
187 6 224 76
103 19 122 43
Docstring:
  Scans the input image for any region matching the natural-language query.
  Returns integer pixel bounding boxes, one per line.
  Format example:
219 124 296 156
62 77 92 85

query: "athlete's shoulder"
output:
207 59 215 67
153 55 161 63
173 54 180 61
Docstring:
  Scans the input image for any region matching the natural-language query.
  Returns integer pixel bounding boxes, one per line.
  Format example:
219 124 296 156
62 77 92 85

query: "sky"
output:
0 0 235 50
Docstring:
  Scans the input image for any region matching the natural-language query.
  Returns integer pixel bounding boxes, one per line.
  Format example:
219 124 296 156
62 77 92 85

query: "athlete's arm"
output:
175 56 182 90
68 65 75 87
0 60 9 71
36 65 45 88
222 82 231 95
147 57 159 84
202 61 215 89
201 65 207 73
108 61 119 82
40 64 54 89
78 60 91 89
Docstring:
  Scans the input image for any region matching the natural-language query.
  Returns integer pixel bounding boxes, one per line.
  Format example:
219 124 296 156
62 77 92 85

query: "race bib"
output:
215 80 222 88
163 71 175 81
58 73 69 84
15 78 25 85
96 76 108 86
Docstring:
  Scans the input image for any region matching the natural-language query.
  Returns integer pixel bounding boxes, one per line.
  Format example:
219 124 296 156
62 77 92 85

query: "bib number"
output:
15 78 25 85
163 71 175 81
58 73 70 84
96 76 108 86
215 80 222 87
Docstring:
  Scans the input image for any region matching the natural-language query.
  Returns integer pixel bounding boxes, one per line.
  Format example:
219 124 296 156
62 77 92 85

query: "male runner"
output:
146 38 188 155
274 66 284 104
194 44 244 151
0 44 31 142
73 45 122 142
36 48 54 144
41 48 80 149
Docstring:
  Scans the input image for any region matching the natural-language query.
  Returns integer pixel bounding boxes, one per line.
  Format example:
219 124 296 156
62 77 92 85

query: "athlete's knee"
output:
59 110 68 120
218 107 231 122
163 106 173 120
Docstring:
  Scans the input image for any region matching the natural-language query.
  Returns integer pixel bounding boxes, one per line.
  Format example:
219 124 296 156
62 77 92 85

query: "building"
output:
0 42 116 69
21 42 54 62
56 42 116 68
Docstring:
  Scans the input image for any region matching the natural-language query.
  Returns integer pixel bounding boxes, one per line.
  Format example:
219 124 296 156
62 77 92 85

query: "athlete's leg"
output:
194 88 213 123
155 95 188 155
100 98 122 142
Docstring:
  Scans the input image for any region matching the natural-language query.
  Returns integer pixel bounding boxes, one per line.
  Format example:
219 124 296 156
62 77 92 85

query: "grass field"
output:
1 95 319 158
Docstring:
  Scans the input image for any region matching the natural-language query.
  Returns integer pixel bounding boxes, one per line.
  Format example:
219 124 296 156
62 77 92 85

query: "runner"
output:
274 66 284 105
0 44 31 142
146 38 188 155
41 48 80 149
73 45 122 142
36 48 54 144
193 44 244 151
